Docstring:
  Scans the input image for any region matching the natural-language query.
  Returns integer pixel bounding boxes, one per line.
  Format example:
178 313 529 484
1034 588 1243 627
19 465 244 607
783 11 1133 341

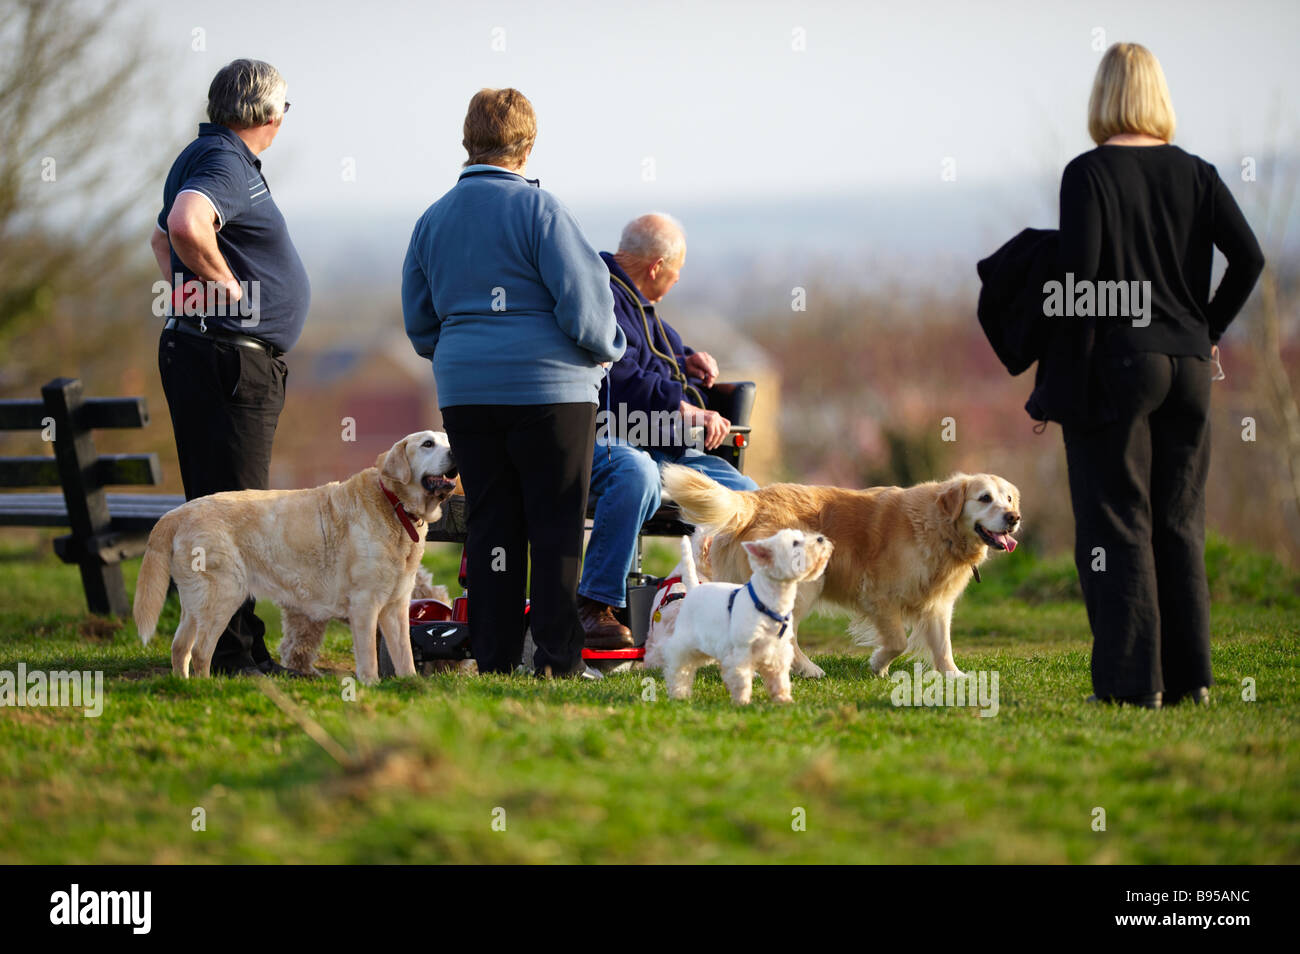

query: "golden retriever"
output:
133 431 458 684
661 465 1021 678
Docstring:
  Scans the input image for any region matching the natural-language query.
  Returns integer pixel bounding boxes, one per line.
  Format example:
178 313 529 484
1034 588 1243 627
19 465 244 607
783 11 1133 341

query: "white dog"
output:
661 529 833 704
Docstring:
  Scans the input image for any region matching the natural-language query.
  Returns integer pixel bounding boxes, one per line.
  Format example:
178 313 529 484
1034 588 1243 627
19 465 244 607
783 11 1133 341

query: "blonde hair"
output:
462 88 537 168
1087 43 1176 145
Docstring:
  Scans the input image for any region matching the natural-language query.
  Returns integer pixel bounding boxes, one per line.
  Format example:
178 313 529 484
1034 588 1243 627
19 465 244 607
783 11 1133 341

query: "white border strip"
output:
176 187 225 230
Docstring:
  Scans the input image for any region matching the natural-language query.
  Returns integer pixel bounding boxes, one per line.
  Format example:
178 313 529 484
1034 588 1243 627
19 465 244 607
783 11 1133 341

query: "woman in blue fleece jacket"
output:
402 88 625 676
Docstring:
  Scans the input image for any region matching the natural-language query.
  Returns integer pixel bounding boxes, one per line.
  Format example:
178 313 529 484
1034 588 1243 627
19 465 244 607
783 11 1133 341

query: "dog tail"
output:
661 464 755 534
134 508 180 645
678 536 700 590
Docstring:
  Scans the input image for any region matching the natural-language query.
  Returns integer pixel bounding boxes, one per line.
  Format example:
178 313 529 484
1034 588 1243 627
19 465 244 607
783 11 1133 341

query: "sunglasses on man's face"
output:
282 101 291 114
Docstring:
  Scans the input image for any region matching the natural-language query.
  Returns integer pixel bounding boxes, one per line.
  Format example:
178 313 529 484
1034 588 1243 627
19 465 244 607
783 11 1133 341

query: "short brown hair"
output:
1087 43 1176 145
462 88 537 168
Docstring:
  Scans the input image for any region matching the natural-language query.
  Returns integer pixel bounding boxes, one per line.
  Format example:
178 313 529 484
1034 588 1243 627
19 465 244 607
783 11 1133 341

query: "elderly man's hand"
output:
680 401 730 451
684 351 719 388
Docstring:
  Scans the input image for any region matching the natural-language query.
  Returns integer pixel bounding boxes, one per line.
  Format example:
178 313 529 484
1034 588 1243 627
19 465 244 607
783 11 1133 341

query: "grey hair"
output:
618 213 686 265
207 59 287 128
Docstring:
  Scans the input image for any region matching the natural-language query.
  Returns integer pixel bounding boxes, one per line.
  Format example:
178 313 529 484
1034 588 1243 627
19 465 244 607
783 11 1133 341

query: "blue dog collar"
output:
726 581 791 639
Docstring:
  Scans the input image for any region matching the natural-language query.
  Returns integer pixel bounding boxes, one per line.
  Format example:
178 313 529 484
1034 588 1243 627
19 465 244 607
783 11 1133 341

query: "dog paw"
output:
869 650 899 677
796 661 826 679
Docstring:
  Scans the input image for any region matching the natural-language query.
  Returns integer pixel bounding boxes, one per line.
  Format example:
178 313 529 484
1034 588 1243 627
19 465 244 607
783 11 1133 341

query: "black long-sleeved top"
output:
1059 144 1265 355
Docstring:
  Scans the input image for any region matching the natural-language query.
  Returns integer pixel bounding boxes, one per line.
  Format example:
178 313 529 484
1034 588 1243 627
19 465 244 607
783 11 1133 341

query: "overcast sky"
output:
139 0 1300 213
95 0 1296 303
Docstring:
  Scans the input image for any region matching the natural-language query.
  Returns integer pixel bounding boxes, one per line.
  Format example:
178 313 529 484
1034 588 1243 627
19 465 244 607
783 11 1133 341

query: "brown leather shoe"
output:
578 596 634 649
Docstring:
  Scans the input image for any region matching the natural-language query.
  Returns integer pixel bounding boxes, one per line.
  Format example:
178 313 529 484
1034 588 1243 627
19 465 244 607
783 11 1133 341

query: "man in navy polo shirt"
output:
150 59 311 677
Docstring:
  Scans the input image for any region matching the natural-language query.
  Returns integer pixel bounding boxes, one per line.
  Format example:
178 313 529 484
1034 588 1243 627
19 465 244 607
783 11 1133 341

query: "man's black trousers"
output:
158 329 287 670
440 403 596 676
1063 352 1213 699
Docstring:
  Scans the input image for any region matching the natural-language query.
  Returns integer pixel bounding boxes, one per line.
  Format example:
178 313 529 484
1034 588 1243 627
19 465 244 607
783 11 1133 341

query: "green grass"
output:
0 534 1297 864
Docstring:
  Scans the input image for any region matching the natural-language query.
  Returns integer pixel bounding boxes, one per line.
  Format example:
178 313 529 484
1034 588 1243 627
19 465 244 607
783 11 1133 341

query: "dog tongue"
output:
995 532 1018 552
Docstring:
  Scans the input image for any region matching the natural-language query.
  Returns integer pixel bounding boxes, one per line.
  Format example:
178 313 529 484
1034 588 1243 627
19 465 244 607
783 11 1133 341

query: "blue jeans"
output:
578 442 756 608
646 447 758 493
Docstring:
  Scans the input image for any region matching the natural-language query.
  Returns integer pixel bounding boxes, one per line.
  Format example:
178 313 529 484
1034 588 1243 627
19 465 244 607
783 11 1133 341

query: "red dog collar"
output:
378 478 422 543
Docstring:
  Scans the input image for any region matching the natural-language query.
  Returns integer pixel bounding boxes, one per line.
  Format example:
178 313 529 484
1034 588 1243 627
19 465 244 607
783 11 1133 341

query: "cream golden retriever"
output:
661 465 1021 678
134 431 457 684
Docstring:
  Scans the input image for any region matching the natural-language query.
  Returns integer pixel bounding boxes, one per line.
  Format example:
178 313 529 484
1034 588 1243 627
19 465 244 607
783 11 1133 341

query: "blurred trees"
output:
0 0 159 357
1254 267 1300 522
1244 139 1300 543
748 268 1298 564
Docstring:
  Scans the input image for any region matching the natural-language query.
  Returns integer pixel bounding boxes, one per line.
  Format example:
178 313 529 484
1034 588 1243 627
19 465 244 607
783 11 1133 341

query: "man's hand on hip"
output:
166 192 242 298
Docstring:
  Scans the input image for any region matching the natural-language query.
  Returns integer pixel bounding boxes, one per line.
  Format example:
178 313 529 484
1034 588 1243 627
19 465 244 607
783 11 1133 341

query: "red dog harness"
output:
657 575 686 607
378 478 422 543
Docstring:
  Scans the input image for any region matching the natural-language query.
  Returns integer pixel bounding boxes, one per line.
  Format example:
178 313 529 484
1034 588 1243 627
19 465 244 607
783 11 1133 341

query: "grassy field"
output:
0 532 1297 864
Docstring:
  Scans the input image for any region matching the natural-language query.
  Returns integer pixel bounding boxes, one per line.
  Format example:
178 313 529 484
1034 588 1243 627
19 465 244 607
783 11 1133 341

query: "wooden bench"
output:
426 495 694 544
0 378 183 615
426 380 755 547
426 422 753 578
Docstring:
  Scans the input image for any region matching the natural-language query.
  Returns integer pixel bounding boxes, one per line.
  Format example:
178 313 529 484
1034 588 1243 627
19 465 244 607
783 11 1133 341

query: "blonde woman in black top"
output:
1058 43 1264 708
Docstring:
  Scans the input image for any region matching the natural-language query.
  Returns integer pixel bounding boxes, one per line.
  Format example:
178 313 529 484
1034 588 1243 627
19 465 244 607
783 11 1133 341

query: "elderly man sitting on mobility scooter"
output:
577 213 758 649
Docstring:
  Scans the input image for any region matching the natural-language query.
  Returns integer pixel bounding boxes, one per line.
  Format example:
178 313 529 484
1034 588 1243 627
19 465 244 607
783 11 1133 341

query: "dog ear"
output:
937 481 966 524
742 540 773 566
381 437 413 486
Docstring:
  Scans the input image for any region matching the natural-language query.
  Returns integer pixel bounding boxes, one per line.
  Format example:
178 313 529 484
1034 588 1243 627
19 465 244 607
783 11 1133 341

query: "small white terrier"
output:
662 529 833 704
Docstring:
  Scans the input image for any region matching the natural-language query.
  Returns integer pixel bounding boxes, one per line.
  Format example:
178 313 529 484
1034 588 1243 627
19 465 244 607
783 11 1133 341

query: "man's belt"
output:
163 317 281 358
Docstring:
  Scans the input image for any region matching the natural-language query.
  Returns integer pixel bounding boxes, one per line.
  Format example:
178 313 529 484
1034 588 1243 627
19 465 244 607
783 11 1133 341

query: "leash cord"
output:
608 272 705 410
